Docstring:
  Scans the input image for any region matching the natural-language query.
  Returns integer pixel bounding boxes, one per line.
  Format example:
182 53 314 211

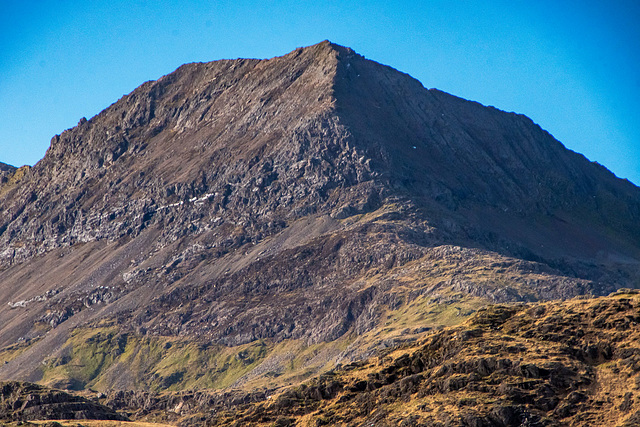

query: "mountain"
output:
0 41 639 397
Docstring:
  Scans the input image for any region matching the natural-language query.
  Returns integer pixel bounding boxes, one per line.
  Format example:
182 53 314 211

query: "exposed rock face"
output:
0 162 17 191
0 41 639 390
0 162 15 182
0 381 126 421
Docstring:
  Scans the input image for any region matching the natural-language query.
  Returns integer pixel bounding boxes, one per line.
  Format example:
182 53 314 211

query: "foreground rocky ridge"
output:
3 293 640 426
118 291 640 426
0 381 126 422
0 41 639 391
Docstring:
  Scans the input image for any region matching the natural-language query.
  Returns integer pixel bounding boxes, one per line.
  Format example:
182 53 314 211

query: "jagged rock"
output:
0 381 126 421
0 162 16 185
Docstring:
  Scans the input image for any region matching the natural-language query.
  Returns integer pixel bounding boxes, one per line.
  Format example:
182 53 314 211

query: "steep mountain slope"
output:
333 48 640 261
0 41 639 392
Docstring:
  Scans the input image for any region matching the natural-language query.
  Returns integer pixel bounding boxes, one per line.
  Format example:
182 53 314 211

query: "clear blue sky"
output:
1 0 639 185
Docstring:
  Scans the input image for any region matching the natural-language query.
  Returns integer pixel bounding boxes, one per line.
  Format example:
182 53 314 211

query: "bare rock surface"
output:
0 162 16 184
0 381 126 421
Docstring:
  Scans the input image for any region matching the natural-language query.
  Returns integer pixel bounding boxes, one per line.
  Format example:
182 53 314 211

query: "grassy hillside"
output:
12 291 486 393
3 291 640 426
170 290 640 426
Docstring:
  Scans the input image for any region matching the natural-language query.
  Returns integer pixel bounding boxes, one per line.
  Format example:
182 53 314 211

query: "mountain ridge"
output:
0 41 639 393
2 41 639 267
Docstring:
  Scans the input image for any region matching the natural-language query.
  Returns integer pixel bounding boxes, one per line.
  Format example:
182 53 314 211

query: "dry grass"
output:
175 291 640 426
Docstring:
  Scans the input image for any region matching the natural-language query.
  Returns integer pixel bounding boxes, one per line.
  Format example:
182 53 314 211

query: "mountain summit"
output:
0 41 639 391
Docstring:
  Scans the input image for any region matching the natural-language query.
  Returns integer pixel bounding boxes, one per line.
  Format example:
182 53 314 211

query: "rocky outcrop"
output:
162 291 640 426
101 388 273 424
0 381 126 421
0 162 16 185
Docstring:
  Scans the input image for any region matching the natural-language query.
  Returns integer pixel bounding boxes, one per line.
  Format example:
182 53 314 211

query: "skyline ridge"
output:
2 2 638 185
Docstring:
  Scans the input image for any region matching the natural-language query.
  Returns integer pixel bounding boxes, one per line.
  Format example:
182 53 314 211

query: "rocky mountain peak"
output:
0 42 358 265
0 42 639 391
4 40 638 269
